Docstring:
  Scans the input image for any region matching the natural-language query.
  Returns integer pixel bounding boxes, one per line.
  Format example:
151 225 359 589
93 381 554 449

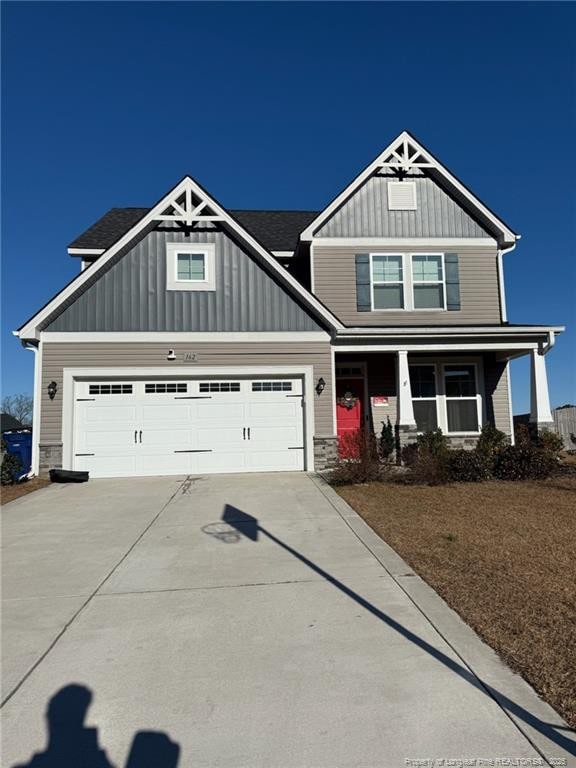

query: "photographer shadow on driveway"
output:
12 683 179 768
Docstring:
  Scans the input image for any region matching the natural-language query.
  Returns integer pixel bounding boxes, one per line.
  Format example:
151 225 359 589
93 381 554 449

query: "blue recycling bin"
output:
2 430 32 481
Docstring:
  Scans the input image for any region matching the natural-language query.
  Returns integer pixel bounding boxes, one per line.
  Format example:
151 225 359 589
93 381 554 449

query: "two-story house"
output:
15 131 563 478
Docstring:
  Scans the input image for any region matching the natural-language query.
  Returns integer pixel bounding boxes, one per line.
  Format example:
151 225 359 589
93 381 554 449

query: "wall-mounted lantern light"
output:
315 377 326 395
47 381 58 400
167 349 176 361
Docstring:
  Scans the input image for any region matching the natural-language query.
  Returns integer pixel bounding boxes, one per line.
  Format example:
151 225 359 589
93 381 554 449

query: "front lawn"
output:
1 477 50 506
337 477 576 727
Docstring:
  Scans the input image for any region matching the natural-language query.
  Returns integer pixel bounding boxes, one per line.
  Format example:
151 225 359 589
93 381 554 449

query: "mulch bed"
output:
338 477 576 728
1 477 51 505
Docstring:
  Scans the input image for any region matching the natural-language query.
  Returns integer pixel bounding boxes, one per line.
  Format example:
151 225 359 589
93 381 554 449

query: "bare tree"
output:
2 394 33 425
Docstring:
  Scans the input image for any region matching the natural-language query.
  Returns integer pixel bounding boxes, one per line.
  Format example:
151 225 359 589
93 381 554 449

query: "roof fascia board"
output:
17 177 343 339
67 248 105 256
336 325 565 337
300 131 518 245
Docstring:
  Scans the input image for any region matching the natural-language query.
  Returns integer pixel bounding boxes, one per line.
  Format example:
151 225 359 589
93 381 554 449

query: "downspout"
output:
22 339 41 477
541 330 556 354
497 239 518 323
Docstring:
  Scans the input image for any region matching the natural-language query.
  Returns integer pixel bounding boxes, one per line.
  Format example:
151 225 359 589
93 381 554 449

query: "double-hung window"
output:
371 254 404 310
409 365 438 433
444 364 480 433
166 242 216 291
411 254 445 310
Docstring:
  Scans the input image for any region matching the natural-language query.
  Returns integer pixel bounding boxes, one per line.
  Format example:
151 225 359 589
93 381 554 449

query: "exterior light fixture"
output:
315 377 326 395
47 381 58 400
167 349 176 361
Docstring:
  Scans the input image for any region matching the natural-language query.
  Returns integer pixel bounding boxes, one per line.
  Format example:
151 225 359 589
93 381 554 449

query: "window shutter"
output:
355 254 371 312
444 253 461 311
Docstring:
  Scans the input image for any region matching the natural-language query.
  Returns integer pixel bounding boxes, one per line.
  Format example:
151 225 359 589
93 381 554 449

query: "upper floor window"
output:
368 252 448 312
411 254 446 310
166 242 216 291
371 254 404 310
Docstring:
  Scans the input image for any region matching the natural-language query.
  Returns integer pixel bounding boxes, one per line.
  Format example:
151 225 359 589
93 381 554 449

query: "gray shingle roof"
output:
68 208 319 253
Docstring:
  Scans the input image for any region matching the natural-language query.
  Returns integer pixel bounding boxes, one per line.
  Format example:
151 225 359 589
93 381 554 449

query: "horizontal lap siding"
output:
40 342 334 445
314 244 501 326
484 355 512 435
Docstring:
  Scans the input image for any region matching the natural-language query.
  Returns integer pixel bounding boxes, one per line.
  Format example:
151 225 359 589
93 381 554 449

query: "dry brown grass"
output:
0 477 50 506
338 477 576 727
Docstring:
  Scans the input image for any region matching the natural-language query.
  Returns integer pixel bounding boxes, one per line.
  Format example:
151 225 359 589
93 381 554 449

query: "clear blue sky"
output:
2 1 575 413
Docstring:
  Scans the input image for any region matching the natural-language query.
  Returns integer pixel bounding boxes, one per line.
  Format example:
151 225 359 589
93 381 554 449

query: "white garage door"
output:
73 378 305 478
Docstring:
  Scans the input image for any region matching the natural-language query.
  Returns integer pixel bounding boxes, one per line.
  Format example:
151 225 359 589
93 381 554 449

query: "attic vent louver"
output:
387 181 417 211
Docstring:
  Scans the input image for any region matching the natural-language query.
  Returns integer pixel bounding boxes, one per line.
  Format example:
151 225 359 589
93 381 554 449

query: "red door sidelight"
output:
336 378 363 457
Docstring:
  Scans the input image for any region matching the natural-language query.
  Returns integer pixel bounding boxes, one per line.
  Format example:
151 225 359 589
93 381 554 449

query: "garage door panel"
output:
245 449 303 471
245 401 302 421
140 404 194 423
74 455 138 477
195 402 245 423
138 453 196 475
82 404 138 423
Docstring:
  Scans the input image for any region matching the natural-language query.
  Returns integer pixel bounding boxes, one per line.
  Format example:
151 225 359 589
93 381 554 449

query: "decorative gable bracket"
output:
378 136 434 172
155 181 225 226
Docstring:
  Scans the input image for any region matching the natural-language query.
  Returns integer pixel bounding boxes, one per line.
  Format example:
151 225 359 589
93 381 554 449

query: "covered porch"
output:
331 325 563 453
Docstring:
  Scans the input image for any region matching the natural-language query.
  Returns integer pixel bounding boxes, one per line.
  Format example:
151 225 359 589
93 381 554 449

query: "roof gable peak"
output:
301 131 518 245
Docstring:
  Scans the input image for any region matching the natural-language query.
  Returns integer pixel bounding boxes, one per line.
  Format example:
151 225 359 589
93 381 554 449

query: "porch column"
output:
396 350 416 428
529 349 553 428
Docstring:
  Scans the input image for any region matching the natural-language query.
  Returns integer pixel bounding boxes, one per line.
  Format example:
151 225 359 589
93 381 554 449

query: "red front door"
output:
336 378 363 456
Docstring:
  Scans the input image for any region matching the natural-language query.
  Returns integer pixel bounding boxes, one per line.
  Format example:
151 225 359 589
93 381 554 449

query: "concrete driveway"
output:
2 473 574 766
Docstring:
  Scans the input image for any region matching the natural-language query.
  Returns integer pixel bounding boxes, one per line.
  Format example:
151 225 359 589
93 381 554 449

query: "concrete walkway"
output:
2 473 574 767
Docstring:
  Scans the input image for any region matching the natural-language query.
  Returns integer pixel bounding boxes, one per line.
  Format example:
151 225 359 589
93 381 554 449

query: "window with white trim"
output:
166 242 215 291
371 254 404 310
444 365 480 433
409 365 438 433
411 254 445 310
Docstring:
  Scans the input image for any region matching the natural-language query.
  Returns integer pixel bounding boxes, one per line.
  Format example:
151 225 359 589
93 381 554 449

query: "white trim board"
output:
310 237 497 247
61 365 316 473
336 325 564 336
17 176 343 340
300 131 518 245
67 248 105 256
41 331 331 343
334 343 540 353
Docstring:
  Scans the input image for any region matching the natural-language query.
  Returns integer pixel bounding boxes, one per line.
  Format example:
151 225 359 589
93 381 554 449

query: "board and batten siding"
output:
314 244 501 326
45 228 322 332
314 173 489 239
39 341 334 446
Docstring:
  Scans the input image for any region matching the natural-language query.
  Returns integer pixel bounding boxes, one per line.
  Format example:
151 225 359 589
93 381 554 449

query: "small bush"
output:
379 418 396 462
447 449 491 482
492 445 557 481
537 428 563 456
416 429 449 457
1 440 22 485
476 424 508 462
330 429 385 485
406 429 450 486
514 423 533 449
